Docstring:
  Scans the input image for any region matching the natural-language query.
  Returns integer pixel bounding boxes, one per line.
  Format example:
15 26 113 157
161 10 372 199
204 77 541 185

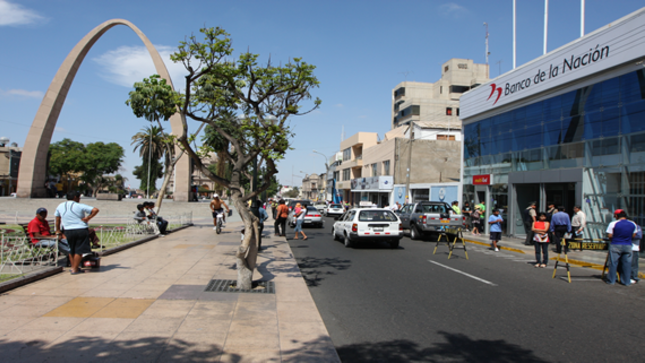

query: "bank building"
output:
459 8 645 238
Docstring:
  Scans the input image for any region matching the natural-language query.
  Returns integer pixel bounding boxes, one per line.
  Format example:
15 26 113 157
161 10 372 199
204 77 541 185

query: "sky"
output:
1 0 643 190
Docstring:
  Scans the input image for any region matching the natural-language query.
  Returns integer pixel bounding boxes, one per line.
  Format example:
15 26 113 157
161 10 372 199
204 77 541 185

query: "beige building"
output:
167 153 218 200
392 58 489 129
336 132 378 197
0 141 21 196
301 173 322 201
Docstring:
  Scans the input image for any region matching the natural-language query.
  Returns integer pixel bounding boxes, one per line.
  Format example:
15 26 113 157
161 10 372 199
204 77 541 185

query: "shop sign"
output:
350 176 394 191
461 9 645 119
472 174 491 185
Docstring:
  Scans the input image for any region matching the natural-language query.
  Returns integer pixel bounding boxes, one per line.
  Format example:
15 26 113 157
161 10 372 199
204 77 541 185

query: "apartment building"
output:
392 58 489 129
0 139 21 196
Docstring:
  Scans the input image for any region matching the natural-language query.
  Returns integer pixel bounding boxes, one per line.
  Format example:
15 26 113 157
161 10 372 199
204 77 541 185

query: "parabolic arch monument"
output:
16 19 191 201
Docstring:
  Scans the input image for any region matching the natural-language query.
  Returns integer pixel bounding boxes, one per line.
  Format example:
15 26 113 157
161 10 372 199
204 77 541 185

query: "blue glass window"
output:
561 91 580 117
543 120 562 146
601 77 620 109
524 102 543 124
524 124 542 149
584 83 602 114
480 137 492 156
478 118 491 139
543 96 561 121
602 107 620 137
621 101 645 134
511 127 527 151
620 70 645 104
562 116 584 143
584 111 602 139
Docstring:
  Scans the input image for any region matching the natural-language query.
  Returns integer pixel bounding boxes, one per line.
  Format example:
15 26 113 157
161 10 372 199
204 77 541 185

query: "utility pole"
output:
580 0 585 37
484 22 490 65
405 122 415 204
512 0 517 69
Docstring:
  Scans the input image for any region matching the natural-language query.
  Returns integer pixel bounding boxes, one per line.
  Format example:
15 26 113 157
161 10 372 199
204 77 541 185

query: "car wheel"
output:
410 224 420 240
389 240 400 249
344 234 353 248
332 227 340 241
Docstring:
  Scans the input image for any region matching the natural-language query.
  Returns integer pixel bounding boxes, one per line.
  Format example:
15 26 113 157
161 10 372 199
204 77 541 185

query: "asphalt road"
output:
286 216 645 363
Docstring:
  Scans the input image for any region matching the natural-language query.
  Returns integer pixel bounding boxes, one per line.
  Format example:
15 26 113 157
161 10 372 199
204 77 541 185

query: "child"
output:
488 209 503 251
471 206 481 235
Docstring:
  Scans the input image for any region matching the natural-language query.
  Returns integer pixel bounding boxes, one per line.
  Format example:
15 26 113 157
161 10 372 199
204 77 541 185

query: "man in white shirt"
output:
571 205 587 237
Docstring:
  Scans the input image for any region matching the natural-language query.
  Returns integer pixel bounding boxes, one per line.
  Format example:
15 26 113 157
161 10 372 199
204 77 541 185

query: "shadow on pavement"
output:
0 335 234 362
335 332 548 363
295 256 351 287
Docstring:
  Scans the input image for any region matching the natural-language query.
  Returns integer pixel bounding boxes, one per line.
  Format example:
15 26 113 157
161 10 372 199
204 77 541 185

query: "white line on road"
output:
428 260 497 286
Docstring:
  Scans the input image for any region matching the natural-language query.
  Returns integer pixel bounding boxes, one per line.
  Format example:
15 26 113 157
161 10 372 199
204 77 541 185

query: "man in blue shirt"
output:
605 209 636 286
55 191 99 275
488 209 503 252
258 202 268 250
550 206 572 254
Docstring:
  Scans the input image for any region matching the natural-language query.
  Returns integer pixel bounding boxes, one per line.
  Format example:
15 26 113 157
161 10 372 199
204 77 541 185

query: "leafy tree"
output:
133 159 163 193
48 138 124 196
132 27 320 289
283 187 300 199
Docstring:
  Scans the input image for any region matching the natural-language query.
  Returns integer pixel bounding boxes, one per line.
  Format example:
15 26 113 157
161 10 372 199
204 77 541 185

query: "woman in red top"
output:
532 212 551 268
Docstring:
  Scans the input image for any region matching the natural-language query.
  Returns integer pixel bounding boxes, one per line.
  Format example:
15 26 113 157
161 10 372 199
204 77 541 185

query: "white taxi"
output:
331 208 403 249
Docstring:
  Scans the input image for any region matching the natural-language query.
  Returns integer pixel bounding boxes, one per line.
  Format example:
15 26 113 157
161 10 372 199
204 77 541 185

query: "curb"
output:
465 238 645 279
0 266 63 294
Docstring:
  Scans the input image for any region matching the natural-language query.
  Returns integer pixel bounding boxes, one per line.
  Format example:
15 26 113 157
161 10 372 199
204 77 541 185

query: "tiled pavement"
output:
0 223 340 362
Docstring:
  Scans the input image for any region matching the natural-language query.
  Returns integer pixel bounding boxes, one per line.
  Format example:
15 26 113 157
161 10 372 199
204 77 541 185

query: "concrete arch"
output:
17 18 190 201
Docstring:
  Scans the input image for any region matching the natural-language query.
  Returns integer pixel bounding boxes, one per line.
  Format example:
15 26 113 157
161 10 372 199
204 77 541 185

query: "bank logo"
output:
487 83 502 105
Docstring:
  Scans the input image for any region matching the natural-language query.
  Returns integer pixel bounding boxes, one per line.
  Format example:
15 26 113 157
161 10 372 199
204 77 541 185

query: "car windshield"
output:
330 204 342 208
306 206 318 212
358 210 398 222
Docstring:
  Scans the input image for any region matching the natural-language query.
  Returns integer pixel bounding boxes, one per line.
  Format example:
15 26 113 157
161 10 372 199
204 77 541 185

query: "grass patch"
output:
0 274 23 283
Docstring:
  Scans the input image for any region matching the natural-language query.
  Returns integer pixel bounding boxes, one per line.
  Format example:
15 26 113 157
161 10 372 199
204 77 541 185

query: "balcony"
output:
341 158 363 169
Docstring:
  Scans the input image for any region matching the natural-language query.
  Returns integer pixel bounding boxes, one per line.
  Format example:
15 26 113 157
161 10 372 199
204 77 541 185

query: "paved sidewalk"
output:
0 223 339 362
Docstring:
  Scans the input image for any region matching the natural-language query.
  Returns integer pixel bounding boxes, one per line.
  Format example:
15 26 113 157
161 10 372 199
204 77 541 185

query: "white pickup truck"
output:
396 201 465 240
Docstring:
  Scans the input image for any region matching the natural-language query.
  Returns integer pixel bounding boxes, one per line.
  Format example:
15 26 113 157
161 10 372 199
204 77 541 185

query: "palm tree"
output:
131 125 166 197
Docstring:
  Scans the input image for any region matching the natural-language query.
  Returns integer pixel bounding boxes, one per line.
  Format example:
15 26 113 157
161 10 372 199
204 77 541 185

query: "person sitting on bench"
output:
27 207 71 256
144 202 168 234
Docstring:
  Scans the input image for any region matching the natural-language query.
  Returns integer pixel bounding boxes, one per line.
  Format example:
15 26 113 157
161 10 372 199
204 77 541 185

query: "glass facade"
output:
464 68 645 237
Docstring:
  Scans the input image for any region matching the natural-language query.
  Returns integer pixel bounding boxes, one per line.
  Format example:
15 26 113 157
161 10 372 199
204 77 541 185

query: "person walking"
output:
523 202 537 246
274 200 288 237
471 206 482 235
257 201 268 249
462 202 472 231
532 212 551 268
551 206 572 254
488 209 503 251
571 205 587 239
270 199 278 219
54 191 99 275
293 203 308 240
630 220 642 285
605 210 636 286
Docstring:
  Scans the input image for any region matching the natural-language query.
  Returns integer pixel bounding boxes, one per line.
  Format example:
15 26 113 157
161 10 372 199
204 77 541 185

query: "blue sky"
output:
1 0 643 190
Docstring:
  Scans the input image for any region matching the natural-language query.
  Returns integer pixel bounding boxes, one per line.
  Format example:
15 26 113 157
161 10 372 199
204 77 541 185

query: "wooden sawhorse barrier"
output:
433 227 468 260
553 237 609 283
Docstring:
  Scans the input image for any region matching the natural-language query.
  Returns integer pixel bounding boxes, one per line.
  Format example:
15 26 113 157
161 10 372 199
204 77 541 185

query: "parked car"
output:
396 201 465 240
332 208 402 248
314 202 327 214
289 205 324 228
325 203 344 217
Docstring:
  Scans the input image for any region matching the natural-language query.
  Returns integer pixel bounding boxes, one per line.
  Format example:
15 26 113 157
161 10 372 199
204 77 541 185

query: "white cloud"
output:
1 88 44 98
334 103 344 108
0 0 43 26
93 45 188 90
55 126 66 132
439 2 467 17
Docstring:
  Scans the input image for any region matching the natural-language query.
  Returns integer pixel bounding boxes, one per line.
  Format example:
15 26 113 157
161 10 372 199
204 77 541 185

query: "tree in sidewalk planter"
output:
134 27 320 290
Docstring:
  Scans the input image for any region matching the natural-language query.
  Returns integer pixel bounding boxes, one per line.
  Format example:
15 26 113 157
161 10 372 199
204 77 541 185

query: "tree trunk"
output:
231 177 259 290
155 161 174 214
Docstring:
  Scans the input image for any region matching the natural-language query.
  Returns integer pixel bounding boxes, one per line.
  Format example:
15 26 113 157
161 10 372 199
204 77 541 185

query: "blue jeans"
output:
534 242 549 265
35 239 70 254
294 219 304 232
607 244 632 285
632 251 640 281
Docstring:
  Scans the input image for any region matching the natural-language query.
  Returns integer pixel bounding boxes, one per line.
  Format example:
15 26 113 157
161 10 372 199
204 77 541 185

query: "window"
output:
358 210 397 222
342 168 350 181
456 108 460 116
371 163 378 176
394 100 405 113
444 66 449 72
437 135 456 141
394 87 406 98
333 171 340 181
343 148 351 161
383 160 390 176
400 105 420 118
440 86 443 94
446 108 452 116
450 85 470 94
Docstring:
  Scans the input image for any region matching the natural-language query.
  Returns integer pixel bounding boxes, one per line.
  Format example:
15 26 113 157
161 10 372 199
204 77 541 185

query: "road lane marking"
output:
428 260 497 286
